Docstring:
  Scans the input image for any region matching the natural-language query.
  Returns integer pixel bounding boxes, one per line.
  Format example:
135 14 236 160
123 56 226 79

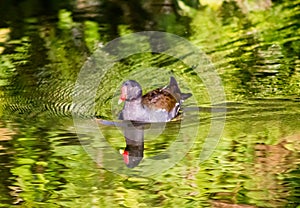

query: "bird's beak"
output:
118 86 126 104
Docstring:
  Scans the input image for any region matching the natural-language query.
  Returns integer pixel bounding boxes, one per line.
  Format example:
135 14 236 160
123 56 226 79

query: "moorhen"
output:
118 76 191 122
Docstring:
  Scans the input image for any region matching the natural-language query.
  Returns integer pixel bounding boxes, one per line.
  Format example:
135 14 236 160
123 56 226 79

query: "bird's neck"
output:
124 97 143 109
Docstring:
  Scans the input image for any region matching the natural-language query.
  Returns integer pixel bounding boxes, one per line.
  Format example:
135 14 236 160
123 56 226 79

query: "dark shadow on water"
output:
121 121 145 168
96 119 175 169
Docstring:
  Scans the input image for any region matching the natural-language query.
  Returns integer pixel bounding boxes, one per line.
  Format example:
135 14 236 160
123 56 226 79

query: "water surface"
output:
0 0 299 207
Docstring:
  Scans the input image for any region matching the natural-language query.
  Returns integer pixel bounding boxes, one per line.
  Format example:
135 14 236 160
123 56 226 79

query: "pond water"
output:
0 0 299 207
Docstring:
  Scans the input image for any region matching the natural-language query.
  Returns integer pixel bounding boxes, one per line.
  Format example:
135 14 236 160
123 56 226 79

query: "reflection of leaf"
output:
58 9 74 30
11 165 32 177
17 158 35 165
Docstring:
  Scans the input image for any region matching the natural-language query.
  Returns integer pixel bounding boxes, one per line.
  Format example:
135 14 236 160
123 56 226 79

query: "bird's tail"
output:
168 76 192 101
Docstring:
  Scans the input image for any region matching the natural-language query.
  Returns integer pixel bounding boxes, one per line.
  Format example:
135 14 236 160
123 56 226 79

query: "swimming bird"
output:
118 76 191 122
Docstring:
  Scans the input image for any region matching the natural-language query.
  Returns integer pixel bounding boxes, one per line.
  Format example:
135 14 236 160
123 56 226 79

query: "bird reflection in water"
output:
96 119 148 168
120 121 146 168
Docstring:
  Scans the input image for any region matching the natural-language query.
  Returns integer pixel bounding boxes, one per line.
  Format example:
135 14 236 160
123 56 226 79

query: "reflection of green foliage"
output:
0 38 30 75
58 9 74 30
157 14 188 36
118 24 133 36
0 0 299 207
190 1 300 98
84 21 100 51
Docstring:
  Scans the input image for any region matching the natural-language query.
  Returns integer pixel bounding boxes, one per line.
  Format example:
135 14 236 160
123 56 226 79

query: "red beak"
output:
118 86 127 104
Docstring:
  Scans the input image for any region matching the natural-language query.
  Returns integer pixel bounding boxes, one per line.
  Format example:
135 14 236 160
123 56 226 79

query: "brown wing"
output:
142 88 177 112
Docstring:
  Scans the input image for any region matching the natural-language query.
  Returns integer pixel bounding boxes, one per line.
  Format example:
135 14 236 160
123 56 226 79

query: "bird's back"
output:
142 88 177 112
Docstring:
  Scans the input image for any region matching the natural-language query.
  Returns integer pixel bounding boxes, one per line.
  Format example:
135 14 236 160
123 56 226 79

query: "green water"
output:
0 0 299 207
